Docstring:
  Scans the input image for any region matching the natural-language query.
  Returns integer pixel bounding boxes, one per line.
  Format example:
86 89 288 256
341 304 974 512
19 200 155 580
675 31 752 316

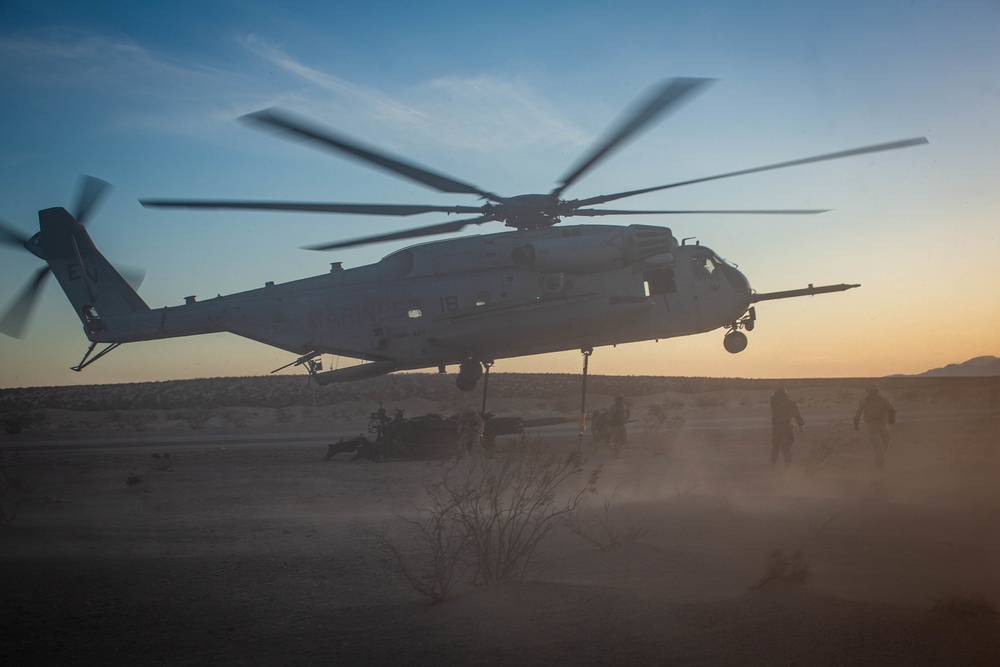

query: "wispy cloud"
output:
0 30 213 94
1 28 589 155
242 34 431 127
0 29 258 136
415 75 589 151
240 35 586 154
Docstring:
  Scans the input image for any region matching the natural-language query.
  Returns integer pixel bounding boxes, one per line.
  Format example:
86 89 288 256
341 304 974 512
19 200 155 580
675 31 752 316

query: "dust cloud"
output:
1 376 997 664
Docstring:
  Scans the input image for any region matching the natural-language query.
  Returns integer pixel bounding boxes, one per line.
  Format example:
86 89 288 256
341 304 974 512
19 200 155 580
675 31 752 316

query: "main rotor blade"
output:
0 266 50 338
243 108 503 202
304 215 495 251
0 218 31 248
140 199 486 217
565 208 830 217
555 78 713 196
573 137 929 208
74 175 112 225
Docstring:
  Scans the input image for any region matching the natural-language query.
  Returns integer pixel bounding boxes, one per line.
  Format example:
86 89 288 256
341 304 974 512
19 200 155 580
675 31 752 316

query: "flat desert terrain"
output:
1 374 998 665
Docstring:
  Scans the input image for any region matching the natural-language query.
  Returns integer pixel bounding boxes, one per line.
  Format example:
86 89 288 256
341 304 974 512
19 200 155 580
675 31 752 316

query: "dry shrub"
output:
378 439 599 602
117 410 154 431
805 436 846 476
753 548 811 589
1 411 36 435
183 408 213 429
694 394 724 409
151 452 172 471
223 409 249 428
639 403 685 452
375 507 470 604
567 493 650 549
457 442 600 586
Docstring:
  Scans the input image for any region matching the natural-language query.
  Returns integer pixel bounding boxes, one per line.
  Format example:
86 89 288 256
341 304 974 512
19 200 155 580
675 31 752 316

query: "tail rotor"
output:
0 176 114 338
73 175 112 226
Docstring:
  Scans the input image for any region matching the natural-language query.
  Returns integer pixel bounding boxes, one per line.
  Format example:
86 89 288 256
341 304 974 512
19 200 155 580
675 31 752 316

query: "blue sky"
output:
1 0 998 387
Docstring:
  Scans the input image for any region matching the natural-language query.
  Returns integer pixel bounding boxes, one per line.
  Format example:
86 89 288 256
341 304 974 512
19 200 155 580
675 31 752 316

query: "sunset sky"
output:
1 1 998 388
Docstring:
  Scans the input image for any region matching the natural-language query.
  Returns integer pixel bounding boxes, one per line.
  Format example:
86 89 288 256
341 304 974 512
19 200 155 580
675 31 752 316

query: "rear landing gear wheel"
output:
724 330 748 354
456 361 483 391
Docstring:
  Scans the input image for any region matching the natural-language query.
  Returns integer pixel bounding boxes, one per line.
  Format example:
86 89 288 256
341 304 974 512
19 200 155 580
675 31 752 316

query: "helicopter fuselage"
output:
6 79 905 384
79 222 752 380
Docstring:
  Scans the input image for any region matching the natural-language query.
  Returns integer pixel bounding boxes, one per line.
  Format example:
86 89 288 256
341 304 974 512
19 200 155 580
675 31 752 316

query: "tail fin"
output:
33 207 149 338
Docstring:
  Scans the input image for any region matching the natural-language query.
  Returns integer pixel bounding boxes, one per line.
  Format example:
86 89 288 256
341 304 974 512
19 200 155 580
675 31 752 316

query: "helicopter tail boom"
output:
35 207 150 339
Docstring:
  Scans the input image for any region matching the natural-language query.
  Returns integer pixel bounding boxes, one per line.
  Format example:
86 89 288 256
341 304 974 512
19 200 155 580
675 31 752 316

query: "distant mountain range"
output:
912 356 1000 377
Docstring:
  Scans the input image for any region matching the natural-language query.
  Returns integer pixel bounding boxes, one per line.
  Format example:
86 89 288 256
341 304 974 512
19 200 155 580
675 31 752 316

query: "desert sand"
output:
1 374 998 665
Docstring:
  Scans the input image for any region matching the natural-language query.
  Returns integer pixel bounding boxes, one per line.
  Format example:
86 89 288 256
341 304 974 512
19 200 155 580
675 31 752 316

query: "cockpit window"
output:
691 253 718 279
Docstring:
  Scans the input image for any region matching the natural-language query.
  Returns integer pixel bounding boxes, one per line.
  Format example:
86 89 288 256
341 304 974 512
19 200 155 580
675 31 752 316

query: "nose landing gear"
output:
723 330 748 354
723 307 755 354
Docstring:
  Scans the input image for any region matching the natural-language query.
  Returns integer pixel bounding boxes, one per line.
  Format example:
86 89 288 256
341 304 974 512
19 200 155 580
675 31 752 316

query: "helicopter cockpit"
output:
690 249 719 280
685 245 750 293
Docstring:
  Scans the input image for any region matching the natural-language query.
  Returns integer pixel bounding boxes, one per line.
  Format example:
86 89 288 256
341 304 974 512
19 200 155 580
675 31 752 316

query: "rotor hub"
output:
493 194 563 230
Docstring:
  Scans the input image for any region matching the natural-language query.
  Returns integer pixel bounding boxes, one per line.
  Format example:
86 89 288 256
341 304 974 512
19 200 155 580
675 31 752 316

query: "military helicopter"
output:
1 78 926 391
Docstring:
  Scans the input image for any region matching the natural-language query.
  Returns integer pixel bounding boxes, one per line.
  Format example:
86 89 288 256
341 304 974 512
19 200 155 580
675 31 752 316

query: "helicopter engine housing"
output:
511 231 626 273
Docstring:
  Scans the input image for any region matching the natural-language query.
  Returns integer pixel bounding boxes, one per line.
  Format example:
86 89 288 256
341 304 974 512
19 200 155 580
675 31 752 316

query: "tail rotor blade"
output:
0 218 31 248
0 266 51 338
118 264 146 291
74 175 112 225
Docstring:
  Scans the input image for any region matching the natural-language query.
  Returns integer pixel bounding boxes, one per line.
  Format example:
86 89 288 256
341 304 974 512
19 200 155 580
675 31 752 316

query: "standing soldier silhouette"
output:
607 395 630 456
770 387 805 467
854 382 896 467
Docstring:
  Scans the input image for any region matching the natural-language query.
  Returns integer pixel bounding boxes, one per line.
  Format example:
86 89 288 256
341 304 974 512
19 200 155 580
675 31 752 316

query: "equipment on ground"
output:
323 407 524 461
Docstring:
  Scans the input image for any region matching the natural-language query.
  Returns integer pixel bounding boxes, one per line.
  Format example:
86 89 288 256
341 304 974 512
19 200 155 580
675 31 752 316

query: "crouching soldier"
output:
456 405 485 459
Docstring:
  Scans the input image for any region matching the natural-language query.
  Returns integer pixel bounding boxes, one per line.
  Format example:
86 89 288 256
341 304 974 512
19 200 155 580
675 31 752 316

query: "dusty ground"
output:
1 380 998 665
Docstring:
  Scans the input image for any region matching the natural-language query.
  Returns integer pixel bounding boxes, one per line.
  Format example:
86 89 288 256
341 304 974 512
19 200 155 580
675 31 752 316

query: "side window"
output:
643 268 676 295
475 290 490 307
407 299 423 318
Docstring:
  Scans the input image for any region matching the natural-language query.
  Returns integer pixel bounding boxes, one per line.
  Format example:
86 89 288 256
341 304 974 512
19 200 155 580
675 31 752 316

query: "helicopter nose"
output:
718 263 753 314
719 262 749 292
